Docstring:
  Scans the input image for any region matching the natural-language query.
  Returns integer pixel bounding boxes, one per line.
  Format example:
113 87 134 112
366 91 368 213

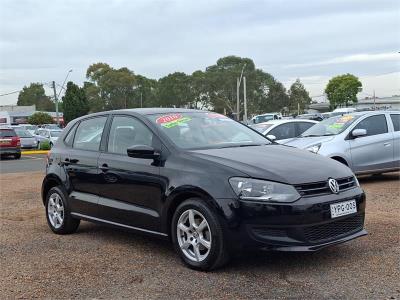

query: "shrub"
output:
39 140 51 150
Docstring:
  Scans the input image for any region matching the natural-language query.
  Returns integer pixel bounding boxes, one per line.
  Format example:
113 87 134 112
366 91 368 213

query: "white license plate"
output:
330 200 357 218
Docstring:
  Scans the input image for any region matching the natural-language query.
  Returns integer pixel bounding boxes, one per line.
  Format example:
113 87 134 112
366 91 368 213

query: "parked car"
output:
20 124 38 135
42 108 367 270
0 128 21 159
42 124 61 130
251 119 318 143
248 113 282 124
34 128 63 148
14 128 38 149
284 111 400 175
296 113 324 121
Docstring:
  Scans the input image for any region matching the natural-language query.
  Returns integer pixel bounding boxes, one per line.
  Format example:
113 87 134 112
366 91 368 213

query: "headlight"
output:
306 143 321 154
229 177 300 203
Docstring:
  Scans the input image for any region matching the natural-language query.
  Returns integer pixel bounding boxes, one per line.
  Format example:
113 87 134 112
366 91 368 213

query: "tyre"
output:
171 198 230 271
50 142 53 148
14 153 21 159
45 186 80 234
37 142 40 149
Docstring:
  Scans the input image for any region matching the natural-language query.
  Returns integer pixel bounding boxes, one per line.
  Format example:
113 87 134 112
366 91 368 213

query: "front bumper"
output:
222 187 367 251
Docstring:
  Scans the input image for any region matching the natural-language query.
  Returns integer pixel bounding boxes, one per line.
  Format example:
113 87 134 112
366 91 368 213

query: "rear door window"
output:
390 114 399 131
354 115 388 136
73 117 107 151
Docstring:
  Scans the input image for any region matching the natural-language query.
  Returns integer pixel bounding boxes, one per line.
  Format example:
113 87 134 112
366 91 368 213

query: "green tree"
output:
17 83 54 111
86 63 136 110
28 112 54 125
288 79 312 114
157 72 192 108
132 75 158 108
62 82 89 124
325 74 362 108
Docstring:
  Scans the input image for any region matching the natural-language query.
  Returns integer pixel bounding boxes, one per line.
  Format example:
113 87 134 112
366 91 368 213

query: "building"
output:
0 105 63 125
308 95 400 113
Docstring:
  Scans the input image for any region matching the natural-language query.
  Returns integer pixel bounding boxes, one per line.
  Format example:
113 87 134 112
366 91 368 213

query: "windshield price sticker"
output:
156 114 192 128
329 115 354 129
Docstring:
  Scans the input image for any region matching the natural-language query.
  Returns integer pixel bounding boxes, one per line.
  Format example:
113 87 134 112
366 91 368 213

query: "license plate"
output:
330 200 357 218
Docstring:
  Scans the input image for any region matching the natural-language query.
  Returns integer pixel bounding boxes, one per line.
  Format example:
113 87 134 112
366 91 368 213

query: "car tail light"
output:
16 137 21 147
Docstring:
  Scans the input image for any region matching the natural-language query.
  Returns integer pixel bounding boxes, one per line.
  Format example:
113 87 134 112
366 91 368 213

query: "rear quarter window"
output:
390 114 399 131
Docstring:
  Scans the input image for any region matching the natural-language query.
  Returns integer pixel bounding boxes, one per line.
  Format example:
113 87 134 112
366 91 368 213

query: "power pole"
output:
243 76 247 123
236 77 240 121
373 90 376 110
52 81 59 125
140 92 143 108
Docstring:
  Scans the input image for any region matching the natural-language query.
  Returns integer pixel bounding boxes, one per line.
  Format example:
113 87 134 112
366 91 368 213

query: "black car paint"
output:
42 108 366 251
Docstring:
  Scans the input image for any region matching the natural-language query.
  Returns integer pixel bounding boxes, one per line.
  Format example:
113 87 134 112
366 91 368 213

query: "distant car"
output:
42 124 61 130
14 128 38 149
34 128 63 148
251 119 318 143
249 113 282 125
18 124 38 135
0 128 21 159
283 111 400 175
296 113 324 121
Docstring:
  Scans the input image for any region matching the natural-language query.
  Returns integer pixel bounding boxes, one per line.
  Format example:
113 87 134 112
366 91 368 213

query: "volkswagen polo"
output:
41 108 367 270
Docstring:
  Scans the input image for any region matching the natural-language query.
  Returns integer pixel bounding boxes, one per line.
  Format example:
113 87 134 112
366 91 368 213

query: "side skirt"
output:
71 212 168 237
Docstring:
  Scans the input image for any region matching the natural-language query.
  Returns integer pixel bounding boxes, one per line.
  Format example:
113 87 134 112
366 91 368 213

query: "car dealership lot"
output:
0 171 399 299
0 154 46 173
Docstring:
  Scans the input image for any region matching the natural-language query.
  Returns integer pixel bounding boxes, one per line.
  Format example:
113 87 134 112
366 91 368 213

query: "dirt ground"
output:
0 171 399 299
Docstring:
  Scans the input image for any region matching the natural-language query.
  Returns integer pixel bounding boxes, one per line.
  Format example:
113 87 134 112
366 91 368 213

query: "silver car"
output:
14 128 38 149
284 111 400 175
251 119 318 143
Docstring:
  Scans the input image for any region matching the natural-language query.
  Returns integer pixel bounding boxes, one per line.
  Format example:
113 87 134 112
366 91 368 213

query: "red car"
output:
0 128 21 159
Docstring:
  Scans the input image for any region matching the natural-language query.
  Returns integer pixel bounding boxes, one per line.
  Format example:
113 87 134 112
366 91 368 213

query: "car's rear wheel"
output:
171 198 229 271
45 186 80 234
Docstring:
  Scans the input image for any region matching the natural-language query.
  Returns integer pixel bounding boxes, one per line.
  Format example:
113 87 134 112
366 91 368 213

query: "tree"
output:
157 72 192 108
28 112 54 125
325 74 362 108
288 79 312 114
62 82 89 124
17 83 54 111
86 63 136 110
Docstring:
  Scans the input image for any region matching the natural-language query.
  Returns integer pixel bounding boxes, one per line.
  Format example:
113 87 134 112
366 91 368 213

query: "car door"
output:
389 113 400 168
349 114 393 173
268 122 296 142
96 115 164 232
60 115 108 217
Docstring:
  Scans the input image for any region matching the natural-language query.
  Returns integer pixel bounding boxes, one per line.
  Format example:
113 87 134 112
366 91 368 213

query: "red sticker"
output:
156 114 182 124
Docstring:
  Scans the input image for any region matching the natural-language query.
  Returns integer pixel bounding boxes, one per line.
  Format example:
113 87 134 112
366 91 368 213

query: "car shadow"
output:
358 171 400 183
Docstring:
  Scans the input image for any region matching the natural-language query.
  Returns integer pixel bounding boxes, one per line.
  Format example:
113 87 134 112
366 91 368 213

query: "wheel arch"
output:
41 174 63 205
162 186 220 237
330 155 349 166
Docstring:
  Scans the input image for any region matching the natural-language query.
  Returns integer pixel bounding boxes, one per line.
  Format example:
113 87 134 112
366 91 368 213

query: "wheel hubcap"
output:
47 193 64 229
177 209 211 262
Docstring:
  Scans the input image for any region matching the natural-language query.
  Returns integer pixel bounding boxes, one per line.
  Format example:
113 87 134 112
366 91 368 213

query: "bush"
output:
39 140 51 150
28 112 54 125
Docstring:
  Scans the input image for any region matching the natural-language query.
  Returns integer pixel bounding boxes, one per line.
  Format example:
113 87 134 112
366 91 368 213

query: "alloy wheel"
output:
176 209 212 262
47 193 64 229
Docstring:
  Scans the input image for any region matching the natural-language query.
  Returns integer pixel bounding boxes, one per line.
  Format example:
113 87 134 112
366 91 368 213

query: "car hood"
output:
190 144 352 185
282 136 335 149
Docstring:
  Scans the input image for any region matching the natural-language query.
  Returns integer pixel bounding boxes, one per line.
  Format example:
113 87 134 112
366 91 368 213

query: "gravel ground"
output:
0 171 399 299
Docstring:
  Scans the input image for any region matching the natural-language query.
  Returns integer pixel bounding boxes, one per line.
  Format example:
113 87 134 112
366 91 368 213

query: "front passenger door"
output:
97 115 164 232
349 114 393 173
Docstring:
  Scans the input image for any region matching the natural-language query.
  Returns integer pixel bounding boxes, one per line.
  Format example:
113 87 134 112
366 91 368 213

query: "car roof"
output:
254 119 318 126
116 108 207 115
347 110 400 117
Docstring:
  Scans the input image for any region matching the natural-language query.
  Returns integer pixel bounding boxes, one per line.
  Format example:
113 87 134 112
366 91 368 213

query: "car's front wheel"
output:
171 198 229 271
45 186 80 234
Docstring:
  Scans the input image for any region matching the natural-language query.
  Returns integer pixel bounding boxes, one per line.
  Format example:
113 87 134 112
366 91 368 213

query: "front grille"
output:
295 176 356 197
304 214 364 243
252 227 287 238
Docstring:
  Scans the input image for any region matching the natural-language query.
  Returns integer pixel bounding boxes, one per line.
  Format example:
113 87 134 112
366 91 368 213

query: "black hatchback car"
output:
42 108 367 270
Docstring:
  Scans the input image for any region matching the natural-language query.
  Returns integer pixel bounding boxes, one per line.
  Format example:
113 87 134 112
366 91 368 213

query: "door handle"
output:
100 163 109 172
383 142 391 147
61 158 79 166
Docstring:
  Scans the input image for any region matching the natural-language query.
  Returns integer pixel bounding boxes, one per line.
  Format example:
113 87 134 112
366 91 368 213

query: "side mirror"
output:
266 134 277 141
127 145 160 159
352 128 367 138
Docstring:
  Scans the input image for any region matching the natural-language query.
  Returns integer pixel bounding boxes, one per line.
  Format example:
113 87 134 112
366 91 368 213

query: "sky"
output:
1 0 399 105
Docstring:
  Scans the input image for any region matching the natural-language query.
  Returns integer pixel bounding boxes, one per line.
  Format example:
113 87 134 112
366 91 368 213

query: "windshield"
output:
0 129 16 137
148 112 270 150
50 131 62 137
24 125 37 131
15 129 33 138
251 123 274 133
301 114 360 137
